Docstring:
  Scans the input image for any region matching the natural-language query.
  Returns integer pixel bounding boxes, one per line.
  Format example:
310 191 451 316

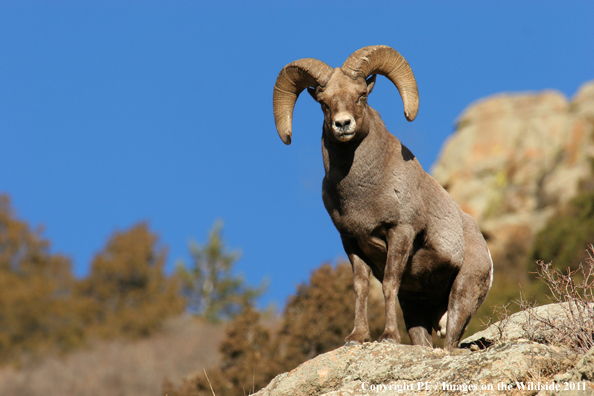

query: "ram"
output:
272 45 493 350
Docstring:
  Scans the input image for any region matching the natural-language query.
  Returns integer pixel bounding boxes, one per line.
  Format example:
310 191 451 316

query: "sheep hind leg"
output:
400 298 432 347
443 250 492 350
432 305 448 339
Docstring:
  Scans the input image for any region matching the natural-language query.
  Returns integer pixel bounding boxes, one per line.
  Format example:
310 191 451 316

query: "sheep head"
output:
307 70 375 143
273 45 419 145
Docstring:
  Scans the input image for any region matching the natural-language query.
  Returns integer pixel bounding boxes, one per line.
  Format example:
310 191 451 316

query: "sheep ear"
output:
307 87 317 100
366 74 377 95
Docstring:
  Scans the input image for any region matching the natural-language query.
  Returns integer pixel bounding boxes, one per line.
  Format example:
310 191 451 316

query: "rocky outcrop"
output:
254 304 594 396
460 302 593 350
432 81 594 272
255 342 577 396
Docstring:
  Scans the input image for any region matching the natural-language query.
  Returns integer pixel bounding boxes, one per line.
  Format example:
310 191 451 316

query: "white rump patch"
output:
436 312 448 338
488 248 494 290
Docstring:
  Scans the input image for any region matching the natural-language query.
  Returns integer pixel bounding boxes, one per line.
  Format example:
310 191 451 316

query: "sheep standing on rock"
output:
272 46 494 350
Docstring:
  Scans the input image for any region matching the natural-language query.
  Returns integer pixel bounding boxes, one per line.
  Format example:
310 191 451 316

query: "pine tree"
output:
177 221 266 322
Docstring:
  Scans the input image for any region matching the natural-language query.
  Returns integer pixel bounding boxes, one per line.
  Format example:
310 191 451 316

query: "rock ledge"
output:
255 304 594 396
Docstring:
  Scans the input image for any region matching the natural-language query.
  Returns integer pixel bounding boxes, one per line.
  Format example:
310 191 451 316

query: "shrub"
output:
164 306 275 396
272 262 386 372
0 195 83 363
486 246 594 354
530 191 594 272
526 252 594 353
77 222 184 339
166 262 387 395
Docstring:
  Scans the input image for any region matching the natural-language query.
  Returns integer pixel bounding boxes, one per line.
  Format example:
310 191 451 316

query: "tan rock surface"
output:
254 341 577 396
432 81 594 270
254 304 594 396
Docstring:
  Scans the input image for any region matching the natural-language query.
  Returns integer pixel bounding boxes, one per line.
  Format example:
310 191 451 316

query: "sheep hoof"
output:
344 340 361 346
381 338 398 344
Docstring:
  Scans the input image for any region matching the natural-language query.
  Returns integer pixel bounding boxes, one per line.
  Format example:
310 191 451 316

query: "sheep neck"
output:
322 108 393 188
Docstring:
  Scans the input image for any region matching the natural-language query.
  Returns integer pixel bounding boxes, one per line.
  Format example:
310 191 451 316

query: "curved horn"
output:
341 45 419 122
273 58 333 144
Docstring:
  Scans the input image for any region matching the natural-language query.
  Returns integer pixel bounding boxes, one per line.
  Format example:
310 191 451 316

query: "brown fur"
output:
275 49 493 350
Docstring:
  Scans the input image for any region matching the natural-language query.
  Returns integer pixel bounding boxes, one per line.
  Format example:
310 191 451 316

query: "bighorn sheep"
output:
272 45 493 349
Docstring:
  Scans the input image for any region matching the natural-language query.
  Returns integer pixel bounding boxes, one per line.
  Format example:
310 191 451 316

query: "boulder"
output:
254 341 578 396
460 302 592 349
254 303 594 396
431 81 594 271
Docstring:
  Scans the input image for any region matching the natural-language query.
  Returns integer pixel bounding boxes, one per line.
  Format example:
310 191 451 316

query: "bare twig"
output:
486 246 594 353
203 369 216 396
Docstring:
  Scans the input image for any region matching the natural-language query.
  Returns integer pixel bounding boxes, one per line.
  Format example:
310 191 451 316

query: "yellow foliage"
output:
77 223 184 339
0 195 82 363
0 195 184 364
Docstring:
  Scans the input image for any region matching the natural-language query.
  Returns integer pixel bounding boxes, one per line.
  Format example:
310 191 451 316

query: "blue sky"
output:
1 2 593 309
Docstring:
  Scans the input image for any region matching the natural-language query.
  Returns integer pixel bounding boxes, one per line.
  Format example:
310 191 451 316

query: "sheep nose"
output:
332 113 356 137
334 117 352 130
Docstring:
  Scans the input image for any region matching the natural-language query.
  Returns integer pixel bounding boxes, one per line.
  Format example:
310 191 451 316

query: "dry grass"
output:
522 253 594 353
483 246 594 354
0 315 225 396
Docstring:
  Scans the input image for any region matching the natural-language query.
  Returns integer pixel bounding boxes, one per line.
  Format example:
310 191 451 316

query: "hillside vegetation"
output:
0 195 184 365
0 193 266 395
0 316 224 396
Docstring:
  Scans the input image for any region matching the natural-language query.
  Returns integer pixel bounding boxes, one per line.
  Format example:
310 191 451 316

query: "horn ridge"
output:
273 58 333 144
341 45 419 121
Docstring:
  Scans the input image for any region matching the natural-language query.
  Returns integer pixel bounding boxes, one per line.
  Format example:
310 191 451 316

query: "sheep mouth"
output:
335 131 356 141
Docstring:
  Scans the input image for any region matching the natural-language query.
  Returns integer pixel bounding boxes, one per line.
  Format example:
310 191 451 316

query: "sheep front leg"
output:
379 226 414 344
342 238 372 345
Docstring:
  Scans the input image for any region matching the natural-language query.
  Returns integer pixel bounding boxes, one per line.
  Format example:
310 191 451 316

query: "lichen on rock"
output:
254 303 594 396
431 80 594 273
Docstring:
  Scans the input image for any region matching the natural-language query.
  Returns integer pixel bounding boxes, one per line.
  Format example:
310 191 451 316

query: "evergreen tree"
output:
177 221 266 322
